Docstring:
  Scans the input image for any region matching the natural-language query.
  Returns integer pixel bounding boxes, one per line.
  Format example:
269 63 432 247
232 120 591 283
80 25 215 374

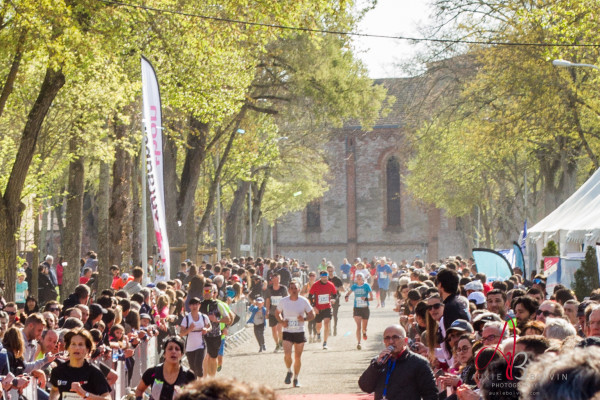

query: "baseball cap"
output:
189 297 202 305
447 319 474 334
468 292 486 305
140 313 152 320
121 273 129 280
256 297 264 303
473 312 503 331
464 281 484 292
231 275 240 282
89 303 107 315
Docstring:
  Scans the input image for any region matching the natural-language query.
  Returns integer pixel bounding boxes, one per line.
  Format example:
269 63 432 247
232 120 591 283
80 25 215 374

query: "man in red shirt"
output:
309 271 338 349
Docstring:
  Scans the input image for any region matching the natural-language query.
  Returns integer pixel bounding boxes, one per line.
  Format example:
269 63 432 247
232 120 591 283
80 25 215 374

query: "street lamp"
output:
552 59 600 70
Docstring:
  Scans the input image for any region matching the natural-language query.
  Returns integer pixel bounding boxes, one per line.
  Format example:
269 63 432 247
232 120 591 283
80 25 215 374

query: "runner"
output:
376 258 393 307
275 280 315 388
179 296 210 377
300 271 317 342
308 270 338 349
199 284 230 377
264 273 289 352
345 272 373 350
339 258 352 289
326 264 345 336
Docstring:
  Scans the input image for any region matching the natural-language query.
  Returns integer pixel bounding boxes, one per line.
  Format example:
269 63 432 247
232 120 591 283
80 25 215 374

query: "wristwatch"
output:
84 392 90 399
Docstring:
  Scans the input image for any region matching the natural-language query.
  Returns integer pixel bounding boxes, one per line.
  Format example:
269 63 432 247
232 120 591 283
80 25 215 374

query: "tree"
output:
573 246 599 300
403 0 600 249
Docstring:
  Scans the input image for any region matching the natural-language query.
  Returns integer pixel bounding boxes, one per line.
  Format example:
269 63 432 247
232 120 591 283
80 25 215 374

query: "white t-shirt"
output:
180 312 210 352
277 296 313 333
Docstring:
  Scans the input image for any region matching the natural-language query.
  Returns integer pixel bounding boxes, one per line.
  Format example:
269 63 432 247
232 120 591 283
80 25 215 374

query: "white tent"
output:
528 168 600 268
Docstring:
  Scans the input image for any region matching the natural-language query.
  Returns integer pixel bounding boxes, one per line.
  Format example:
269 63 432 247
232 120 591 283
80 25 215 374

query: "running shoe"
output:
262 344 267 351
293 379 301 387
274 344 280 353
323 342 328 350
316 333 321 342
357 343 362 350
259 346 263 353
217 365 222 372
285 371 293 384
363 332 368 340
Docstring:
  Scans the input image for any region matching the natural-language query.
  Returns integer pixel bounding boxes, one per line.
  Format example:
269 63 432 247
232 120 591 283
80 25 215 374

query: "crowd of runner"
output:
5 252 600 400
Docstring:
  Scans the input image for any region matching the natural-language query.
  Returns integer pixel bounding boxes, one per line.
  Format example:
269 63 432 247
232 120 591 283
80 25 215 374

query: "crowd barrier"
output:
10 377 38 400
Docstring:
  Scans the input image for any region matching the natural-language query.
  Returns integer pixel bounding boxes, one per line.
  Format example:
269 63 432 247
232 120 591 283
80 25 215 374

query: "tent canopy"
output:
529 168 600 245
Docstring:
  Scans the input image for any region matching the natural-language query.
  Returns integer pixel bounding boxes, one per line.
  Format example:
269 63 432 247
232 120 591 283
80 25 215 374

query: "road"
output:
219 299 399 396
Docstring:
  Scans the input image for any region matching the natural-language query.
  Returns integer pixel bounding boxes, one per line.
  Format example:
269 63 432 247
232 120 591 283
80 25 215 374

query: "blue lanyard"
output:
383 359 397 399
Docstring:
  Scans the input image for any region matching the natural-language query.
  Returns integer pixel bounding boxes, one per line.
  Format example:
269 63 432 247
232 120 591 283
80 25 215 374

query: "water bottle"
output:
112 349 119 362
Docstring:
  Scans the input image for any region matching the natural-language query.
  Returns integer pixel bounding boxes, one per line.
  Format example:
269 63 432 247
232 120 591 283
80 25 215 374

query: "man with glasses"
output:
200 284 225 377
535 300 564 323
480 321 508 347
359 324 437 400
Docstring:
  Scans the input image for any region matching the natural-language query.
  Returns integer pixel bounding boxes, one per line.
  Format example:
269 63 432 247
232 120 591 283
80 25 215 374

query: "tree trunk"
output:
97 160 111 290
131 155 142 268
109 121 133 270
0 67 64 301
225 181 250 257
63 136 85 298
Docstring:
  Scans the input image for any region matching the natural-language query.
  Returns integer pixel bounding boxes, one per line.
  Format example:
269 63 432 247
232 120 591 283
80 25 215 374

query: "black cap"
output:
89 303 107 315
189 297 202 305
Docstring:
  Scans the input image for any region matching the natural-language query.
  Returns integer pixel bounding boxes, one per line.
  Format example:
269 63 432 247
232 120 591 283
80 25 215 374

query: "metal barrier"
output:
10 377 38 400
112 360 127 400
226 300 248 336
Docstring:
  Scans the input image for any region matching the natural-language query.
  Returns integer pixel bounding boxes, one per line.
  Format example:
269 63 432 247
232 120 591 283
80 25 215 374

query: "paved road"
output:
218 300 400 396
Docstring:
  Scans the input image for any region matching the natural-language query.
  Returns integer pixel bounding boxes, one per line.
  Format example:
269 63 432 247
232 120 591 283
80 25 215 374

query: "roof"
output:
529 168 600 243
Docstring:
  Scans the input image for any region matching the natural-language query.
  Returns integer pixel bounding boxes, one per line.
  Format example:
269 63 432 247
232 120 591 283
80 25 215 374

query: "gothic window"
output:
386 156 401 227
306 200 321 230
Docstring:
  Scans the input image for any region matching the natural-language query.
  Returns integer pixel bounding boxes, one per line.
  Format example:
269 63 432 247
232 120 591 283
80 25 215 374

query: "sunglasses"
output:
6 311 16 316
48 308 59 312
383 335 402 341
533 279 543 284
203 290 213 293
426 303 443 311
536 310 555 317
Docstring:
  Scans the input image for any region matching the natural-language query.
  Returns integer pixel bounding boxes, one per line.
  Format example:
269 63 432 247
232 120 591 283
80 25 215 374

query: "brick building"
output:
273 77 469 268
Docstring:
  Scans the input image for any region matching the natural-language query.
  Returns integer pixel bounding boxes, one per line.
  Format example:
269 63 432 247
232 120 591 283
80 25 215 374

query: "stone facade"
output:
274 78 470 268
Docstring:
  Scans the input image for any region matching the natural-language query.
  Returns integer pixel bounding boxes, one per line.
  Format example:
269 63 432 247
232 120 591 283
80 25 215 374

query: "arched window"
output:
306 200 321 230
386 156 401 227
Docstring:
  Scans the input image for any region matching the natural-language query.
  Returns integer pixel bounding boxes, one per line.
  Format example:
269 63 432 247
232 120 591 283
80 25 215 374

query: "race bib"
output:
286 316 302 332
379 272 387 280
15 292 24 303
63 392 81 400
342 274 348 279
318 294 330 305
271 296 282 306
356 298 367 308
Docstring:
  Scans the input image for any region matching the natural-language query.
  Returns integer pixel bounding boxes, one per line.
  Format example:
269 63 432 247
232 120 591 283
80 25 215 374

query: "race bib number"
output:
271 296 282 306
379 272 387 280
15 292 25 303
342 274 348 279
318 294 330 305
286 317 302 332
356 297 367 308
63 393 83 400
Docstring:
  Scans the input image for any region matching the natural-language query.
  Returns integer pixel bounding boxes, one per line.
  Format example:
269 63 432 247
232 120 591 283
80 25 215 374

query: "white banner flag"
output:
141 57 170 281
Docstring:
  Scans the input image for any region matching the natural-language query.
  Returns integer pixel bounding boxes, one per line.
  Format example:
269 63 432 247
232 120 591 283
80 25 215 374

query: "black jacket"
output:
442 293 470 331
359 350 437 400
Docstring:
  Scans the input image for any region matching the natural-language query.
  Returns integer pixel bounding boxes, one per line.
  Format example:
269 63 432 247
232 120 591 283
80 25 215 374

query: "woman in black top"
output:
49 329 111 400
135 336 196 400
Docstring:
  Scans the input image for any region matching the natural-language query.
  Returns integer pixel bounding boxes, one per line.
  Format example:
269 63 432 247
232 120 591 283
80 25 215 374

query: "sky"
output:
353 0 432 78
